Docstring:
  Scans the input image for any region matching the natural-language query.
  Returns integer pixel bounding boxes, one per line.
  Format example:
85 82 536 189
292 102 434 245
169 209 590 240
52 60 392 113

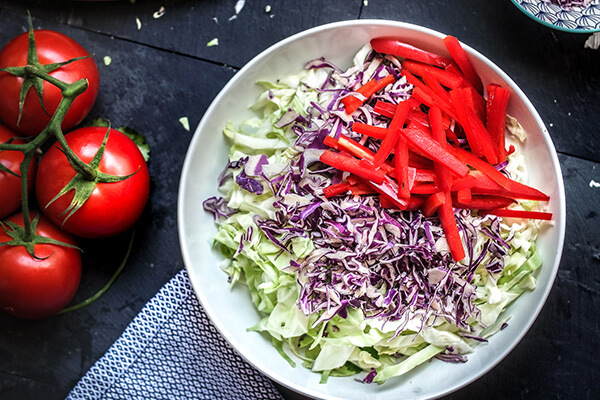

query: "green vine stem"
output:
0 65 93 238
56 229 135 315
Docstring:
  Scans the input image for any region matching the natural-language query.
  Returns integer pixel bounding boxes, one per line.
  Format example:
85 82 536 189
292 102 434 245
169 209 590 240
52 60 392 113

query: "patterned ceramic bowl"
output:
512 0 600 32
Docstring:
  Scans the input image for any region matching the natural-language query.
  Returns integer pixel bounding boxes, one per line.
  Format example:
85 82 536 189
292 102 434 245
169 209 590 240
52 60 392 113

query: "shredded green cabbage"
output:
207 54 548 384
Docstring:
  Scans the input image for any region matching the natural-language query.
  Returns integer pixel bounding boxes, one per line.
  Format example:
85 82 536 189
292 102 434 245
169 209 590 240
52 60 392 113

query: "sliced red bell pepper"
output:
419 66 454 107
452 194 515 210
326 134 395 175
364 175 410 210
342 74 396 114
373 100 397 118
486 83 511 161
455 188 472 204
409 152 435 169
402 70 459 121
348 176 378 195
406 195 427 211
482 208 553 221
320 150 386 184
323 182 350 198
352 122 388 140
422 191 446 217
379 194 395 209
445 61 463 77
401 60 465 89
442 35 483 94
445 127 460 146
395 134 410 198
324 134 374 159
450 169 550 202
373 100 410 166
414 168 437 183
450 88 498 165
400 125 470 178
373 98 420 118
410 183 440 195
428 105 453 191
373 99 453 131
438 191 466 262
460 85 486 123
371 38 453 68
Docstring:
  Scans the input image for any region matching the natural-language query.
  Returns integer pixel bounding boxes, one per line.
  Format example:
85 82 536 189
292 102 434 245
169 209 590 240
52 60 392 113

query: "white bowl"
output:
178 20 566 400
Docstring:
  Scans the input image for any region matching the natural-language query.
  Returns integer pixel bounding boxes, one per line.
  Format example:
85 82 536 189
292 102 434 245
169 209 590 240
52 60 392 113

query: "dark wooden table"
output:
0 1 598 399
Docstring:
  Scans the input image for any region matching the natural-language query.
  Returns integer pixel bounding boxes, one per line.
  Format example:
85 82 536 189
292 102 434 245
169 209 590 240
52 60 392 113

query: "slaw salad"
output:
203 36 551 384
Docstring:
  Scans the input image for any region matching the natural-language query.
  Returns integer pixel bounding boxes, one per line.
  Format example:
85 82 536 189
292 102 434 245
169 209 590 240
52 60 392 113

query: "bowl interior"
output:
178 20 566 400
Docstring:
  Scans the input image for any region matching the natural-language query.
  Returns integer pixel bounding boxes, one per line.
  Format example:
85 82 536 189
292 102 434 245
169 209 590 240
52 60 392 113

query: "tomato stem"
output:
0 17 95 239
56 229 135 315
18 153 35 242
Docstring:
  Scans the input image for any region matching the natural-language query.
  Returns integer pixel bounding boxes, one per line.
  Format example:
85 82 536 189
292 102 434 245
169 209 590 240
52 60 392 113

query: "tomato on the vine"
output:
0 29 99 136
0 124 37 219
0 212 82 319
36 126 150 239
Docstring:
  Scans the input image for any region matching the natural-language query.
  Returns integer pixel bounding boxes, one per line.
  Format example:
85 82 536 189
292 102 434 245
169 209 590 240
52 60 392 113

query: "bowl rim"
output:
511 0 600 33
177 18 566 400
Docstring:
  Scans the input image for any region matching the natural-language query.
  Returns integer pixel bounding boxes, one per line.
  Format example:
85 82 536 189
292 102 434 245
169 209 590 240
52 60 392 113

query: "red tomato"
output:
0 212 81 319
0 124 37 219
36 127 150 238
0 30 99 136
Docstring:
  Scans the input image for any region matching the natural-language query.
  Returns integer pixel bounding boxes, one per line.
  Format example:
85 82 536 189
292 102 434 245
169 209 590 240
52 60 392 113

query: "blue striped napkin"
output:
66 269 284 400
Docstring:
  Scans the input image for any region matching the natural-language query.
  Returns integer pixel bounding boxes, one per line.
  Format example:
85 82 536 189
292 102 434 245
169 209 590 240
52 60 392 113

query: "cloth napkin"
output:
66 269 284 400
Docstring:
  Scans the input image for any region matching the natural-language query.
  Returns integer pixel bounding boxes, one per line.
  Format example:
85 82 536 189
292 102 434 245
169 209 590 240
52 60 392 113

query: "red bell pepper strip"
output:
402 70 459 121
453 194 515 210
448 145 526 192
409 152 435 169
400 126 470 178
482 208 553 221
438 191 466 262
450 168 550 202
486 83 510 160
460 85 486 123
442 35 483 94
324 134 374 160
373 99 453 130
352 122 388 140
323 182 350 198
410 183 440 195
373 100 410 166
371 38 453 68
342 74 396 114
379 194 395 209
422 191 446 217
406 195 427 211
395 133 410 198
325 134 396 175
420 67 454 107
364 175 410 210
450 88 498 165
320 150 386 184
347 175 378 195
445 127 460 146
445 61 463 77
456 188 472 204
373 100 397 118
401 60 465 89
414 168 437 183
429 105 453 191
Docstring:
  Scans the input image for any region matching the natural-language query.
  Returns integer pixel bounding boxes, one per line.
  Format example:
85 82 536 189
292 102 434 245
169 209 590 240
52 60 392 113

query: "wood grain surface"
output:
0 1 598 399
